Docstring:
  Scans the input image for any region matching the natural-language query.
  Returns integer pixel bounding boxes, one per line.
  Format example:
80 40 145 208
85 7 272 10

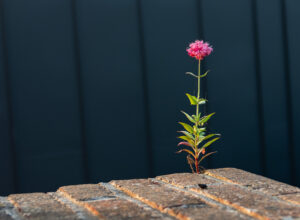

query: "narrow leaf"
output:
199 112 215 125
197 133 220 145
198 151 217 163
179 122 194 133
178 131 194 140
197 98 207 105
201 137 220 150
186 93 198 105
185 72 198 78
200 70 210 78
176 149 196 157
178 141 192 147
181 111 195 123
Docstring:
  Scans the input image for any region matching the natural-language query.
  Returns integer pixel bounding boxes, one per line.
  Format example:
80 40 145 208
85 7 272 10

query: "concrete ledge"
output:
1 168 299 220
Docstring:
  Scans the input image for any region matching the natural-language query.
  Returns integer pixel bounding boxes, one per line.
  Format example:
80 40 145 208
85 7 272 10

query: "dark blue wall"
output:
0 0 299 195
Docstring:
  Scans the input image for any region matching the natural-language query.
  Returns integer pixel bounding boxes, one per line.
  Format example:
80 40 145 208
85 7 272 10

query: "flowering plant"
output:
177 40 220 174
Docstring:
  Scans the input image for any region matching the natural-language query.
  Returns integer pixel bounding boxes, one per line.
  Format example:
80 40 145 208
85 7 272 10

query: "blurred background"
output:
0 0 300 196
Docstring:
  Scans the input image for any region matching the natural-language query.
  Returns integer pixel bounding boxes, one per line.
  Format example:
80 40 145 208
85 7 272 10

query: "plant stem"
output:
196 59 201 118
195 59 201 174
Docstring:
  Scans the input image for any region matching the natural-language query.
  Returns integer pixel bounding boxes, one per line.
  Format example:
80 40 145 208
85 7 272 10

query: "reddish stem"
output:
195 157 199 174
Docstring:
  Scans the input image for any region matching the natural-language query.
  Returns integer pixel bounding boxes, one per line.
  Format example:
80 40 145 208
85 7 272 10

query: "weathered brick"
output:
278 192 300 205
59 184 114 201
190 183 300 220
83 198 173 220
206 168 300 196
8 193 79 220
111 178 251 220
158 173 300 220
58 183 173 219
0 197 16 220
157 173 219 188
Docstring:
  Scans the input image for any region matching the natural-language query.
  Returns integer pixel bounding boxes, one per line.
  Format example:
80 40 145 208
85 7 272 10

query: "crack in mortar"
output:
49 192 99 220
151 178 255 220
0 196 23 220
101 182 175 220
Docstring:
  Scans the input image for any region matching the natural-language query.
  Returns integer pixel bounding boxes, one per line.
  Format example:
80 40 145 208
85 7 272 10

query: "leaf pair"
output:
186 70 210 78
186 93 206 106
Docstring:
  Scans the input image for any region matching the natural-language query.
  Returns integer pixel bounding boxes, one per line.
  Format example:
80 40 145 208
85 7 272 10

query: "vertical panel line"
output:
280 0 296 185
251 0 266 176
0 0 18 193
71 0 89 182
136 0 154 177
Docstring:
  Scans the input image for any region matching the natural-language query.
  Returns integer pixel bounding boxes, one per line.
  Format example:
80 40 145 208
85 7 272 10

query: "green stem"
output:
196 59 201 117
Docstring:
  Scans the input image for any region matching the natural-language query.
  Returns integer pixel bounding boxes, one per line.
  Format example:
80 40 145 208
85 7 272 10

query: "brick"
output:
84 198 173 220
158 173 300 220
8 193 79 220
59 184 114 201
278 193 300 205
157 173 219 188
111 178 251 220
205 168 300 196
58 183 173 219
190 184 300 220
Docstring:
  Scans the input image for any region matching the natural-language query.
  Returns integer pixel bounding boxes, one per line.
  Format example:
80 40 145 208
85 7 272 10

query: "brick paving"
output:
0 168 299 220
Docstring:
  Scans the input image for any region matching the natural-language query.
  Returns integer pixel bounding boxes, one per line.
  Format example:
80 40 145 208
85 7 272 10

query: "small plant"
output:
177 40 220 174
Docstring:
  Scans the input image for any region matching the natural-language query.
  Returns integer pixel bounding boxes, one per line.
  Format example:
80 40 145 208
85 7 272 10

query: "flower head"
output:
186 40 213 60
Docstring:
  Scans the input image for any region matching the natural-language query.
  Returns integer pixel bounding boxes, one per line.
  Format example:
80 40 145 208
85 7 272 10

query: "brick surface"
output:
0 197 18 220
2 168 300 220
58 182 173 220
83 198 173 220
278 192 300 205
158 173 300 220
206 168 300 196
111 178 251 220
8 193 79 220
59 184 114 201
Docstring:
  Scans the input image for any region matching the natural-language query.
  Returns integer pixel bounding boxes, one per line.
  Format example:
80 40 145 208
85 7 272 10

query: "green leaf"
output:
200 137 220 151
186 93 198 105
200 70 210 78
179 122 194 133
197 98 207 105
196 133 219 146
181 111 195 123
193 113 201 122
199 112 215 125
178 131 194 140
185 72 198 78
176 149 196 157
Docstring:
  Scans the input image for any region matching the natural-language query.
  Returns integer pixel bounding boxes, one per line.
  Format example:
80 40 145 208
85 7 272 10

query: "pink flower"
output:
186 40 213 60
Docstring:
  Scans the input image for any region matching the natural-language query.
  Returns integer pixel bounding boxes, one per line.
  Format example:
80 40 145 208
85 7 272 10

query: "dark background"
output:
0 0 299 196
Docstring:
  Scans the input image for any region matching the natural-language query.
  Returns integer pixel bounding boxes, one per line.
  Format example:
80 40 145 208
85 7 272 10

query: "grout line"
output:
152 178 255 220
204 171 300 207
101 183 175 220
49 192 99 220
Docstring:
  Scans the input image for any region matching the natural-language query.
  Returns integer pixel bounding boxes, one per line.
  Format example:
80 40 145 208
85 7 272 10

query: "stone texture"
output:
206 168 300 196
59 184 114 201
110 178 251 219
8 193 79 219
278 192 300 205
2 168 300 220
83 198 172 220
158 172 300 220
